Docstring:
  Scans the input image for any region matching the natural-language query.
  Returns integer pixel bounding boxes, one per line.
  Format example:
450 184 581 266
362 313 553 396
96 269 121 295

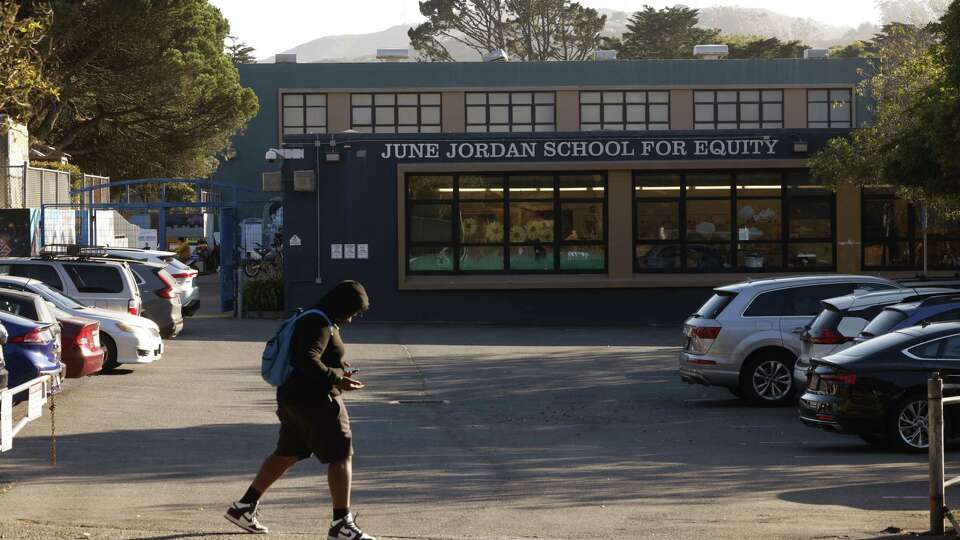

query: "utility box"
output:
293 170 316 192
262 171 282 192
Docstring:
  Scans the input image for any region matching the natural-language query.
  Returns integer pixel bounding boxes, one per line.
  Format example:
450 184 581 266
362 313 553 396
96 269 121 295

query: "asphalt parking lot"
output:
0 298 945 539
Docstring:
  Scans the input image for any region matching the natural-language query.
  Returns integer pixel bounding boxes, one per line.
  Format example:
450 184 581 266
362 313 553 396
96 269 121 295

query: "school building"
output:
212 56 960 323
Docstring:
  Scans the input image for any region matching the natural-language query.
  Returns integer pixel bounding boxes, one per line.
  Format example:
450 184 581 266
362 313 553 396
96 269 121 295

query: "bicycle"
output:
242 242 283 278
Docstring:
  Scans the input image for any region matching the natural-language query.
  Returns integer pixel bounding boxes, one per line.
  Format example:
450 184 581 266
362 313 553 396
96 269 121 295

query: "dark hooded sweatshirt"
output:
277 281 369 405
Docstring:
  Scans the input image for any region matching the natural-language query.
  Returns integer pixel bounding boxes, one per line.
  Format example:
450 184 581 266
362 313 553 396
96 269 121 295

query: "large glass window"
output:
579 91 669 131
282 93 327 136
694 90 783 130
466 92 556 133
351 93 441 133
406 173 606 274
862 187 960 270
808 89 852 128
634 170 835 272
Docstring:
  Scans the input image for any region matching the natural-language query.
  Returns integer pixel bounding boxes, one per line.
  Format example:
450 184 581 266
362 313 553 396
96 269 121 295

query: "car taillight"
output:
810 328 850 345
821 373 857 385
128 299 140 315
690 326 721 339
10 327 51 344
156 272 177 299
76 324 99 352
170 271 197 280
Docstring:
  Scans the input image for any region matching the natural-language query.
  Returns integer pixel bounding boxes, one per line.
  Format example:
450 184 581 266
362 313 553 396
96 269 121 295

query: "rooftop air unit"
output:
483 49 509 62
376 48 410 62
803 48 830 59
592 50 618 61
693 44 728 60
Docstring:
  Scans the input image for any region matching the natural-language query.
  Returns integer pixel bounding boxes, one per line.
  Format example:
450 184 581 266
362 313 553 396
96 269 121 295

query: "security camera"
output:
265 149 278 163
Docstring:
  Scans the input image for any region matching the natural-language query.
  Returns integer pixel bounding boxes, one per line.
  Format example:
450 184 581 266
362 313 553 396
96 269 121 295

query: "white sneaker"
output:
328 512 375 540
225 501 269 534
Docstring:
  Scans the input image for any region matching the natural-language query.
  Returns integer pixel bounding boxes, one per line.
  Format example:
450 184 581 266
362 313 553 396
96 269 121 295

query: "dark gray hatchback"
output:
126 261 183 338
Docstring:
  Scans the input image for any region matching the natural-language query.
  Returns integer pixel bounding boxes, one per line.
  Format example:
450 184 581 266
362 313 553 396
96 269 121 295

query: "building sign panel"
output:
378 136 790 162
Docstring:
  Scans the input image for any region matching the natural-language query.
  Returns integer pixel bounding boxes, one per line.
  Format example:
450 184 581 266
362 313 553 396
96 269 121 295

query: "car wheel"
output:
100 335 119 372
888 395 929 453
740 350 796 405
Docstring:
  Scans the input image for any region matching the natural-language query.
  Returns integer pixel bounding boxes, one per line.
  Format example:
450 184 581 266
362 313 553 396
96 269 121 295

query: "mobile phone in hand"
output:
344 368 359 377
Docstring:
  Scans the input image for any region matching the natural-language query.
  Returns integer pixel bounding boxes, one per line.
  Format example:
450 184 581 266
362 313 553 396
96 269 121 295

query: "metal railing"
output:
0 374 53 452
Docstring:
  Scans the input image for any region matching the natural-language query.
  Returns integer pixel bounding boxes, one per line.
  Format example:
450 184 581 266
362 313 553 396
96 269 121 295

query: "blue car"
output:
858 294 960 342
0 310 62 393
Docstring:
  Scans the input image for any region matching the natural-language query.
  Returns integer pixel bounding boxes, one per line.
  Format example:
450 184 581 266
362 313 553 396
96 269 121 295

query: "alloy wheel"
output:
897 400 929 449
751 360 793 401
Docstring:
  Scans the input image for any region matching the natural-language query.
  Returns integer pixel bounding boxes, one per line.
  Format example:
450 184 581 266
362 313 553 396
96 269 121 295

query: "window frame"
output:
465 92 557 133
861 188 960 271
633 169 837 273
807 88 853 128
405 172 608 275
280 92 327 136
693 89 784 130
579 90 670 131
350 93 442 134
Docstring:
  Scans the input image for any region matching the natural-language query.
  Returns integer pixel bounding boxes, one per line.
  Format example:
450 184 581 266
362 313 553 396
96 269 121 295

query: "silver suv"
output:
679 275 903 405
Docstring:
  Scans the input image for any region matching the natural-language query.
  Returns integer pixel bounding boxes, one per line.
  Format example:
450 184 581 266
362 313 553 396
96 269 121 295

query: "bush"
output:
243 276 283 312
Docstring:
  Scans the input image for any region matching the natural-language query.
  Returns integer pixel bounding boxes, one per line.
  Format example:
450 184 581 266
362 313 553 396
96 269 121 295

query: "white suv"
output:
0 257 142 316
679 275 903 405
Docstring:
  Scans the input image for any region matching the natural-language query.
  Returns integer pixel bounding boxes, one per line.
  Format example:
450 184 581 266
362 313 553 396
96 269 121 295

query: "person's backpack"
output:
261 308 333 386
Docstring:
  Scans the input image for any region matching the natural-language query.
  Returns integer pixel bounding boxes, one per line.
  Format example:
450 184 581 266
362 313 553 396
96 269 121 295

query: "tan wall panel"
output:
836 183 861 274
784 88 807 129
328 92 350 132
442 92 465 133
557 90 580 132
670 89 693 130
608 170 633 279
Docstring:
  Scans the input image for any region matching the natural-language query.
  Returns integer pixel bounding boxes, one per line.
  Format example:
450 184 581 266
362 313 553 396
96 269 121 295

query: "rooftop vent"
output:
482 49 509 63
803 48 830 59
275 53 297 64
376 48 410 62
592 49 618 61
693 44 728 60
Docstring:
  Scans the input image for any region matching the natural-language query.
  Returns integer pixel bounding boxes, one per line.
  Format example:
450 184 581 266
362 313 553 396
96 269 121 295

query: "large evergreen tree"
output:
18 0 259 180
611 6 721 60
0 2 58 123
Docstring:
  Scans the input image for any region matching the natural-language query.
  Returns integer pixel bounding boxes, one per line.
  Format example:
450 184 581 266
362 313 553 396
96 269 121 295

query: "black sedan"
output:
799 321 960 452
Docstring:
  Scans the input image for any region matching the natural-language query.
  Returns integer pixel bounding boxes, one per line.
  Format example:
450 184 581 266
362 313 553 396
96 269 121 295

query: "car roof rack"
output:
39 244 110 260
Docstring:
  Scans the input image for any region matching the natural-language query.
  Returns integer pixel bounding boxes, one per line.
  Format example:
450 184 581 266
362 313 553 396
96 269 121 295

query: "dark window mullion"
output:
452 175 461 272
504 176 511 270
553 174 561 270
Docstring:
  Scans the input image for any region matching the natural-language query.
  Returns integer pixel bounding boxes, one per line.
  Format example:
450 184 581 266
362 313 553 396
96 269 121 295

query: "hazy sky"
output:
210 0 884 57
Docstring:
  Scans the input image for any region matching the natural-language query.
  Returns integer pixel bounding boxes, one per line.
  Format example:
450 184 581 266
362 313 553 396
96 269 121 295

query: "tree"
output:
809 17 959 213
0 2 58 123
408 0 606 61
612 6 721 60
723 36 808 59
19 0 259 182
226 35 256 64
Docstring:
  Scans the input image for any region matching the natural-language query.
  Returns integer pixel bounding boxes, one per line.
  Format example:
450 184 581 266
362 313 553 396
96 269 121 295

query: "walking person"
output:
226 280 375 540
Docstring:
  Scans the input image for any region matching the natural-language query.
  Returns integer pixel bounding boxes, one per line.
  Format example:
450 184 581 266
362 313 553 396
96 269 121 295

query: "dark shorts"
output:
274 396 353 464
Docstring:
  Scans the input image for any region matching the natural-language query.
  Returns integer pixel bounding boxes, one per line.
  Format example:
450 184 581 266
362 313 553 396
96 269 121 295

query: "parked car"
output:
123 261 183 338
101 248 200 316
0 287 63 361
57 315 104 378
0 255 142 316
0 276 162 371
793 288 957 390
857 294 960 343
799 322 960 452
0 310 62 395
679 275 903 405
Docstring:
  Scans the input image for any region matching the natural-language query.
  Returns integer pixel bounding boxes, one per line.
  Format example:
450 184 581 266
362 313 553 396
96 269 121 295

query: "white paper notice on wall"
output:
357 244 369 259
289 234 302 247
344 244 357 259
331 244 343 259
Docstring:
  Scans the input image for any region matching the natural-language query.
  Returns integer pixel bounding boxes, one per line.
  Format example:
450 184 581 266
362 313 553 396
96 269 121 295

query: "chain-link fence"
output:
3 165 76 208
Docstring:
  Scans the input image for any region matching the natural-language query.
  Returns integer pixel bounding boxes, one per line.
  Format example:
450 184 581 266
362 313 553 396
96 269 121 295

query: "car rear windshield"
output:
694 291 737 319
835 330 915 359
0 297 36 320
860 309 909 338
809 307 842 333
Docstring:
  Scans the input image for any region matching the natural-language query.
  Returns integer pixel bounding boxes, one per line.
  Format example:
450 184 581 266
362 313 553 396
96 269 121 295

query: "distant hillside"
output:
265 5 880 63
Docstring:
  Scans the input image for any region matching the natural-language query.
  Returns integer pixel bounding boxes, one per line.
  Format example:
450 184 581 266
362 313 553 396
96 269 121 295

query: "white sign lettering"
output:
379 138 779 161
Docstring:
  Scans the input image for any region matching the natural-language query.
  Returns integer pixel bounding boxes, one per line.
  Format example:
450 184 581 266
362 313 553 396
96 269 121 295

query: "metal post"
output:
236 266 244 319
931 372 946 535
21 165 26 209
